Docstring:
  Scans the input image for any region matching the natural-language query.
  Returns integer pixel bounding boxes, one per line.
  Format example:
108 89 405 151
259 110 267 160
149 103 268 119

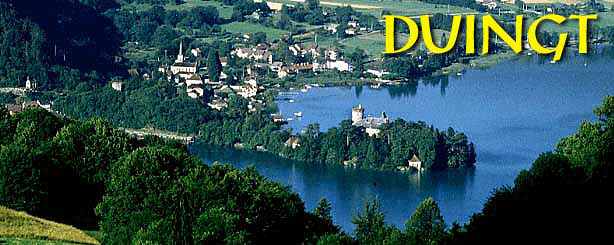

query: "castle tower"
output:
25 76 36 90
25 76 32 90
352 104 364 124
176 41 184 63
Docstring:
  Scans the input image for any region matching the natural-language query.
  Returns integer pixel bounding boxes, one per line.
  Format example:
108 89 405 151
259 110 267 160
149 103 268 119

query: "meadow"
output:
0 206 99 244
264 0 477 16
222 21 290 40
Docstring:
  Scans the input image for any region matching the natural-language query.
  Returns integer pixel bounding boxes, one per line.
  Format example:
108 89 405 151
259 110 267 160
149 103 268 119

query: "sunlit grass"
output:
222 21 290 40
0 206 99 244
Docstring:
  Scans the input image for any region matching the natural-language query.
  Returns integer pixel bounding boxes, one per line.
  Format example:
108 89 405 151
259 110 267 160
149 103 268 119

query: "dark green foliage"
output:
0 142 47 214
52 118 134 184
453 96 614 244
1 109 337 243
316 233 353 245
96 147 311 244
405 198 446 245
54 81 214 134
96 146 202 244
207 50 223 83
200 105 476 170
0 93 16 104
0 3 48 87
352 199 389 243
0 0 123 89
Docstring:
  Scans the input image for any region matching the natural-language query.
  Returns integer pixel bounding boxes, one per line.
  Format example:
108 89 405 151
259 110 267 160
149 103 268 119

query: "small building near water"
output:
284 136 301 149
398 154 424 172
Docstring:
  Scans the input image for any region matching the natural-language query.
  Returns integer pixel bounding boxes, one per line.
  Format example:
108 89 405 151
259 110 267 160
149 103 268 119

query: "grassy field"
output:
265 0 477 16
0 206 99 244
340 29 447 57
165 0 234 18
122 0 234 19
532 11 614 33
222 22 290 40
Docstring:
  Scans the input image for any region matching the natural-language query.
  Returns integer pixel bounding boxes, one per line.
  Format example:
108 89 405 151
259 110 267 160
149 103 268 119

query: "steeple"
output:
176 40 184 63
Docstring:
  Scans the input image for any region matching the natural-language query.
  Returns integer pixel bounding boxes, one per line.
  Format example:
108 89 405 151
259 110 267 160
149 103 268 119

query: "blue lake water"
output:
192 49 614 232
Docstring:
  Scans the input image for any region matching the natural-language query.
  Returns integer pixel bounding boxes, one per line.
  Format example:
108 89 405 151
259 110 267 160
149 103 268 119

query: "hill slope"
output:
0 206 99 244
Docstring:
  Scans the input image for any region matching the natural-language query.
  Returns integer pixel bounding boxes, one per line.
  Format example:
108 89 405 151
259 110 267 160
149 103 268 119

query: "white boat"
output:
370 83 381 89
456 72 463 76
300 88 308 93
288 99 295 103
550 60 556 64
293 112 303 117
286 118 293 121
527 52 533 56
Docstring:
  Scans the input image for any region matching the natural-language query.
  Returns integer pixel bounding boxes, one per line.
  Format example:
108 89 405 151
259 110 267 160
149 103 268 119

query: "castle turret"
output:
25 76 36 90
352 104 364 124
382 111 389 123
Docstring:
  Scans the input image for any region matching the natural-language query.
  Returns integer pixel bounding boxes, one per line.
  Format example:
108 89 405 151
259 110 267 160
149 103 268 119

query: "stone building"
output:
351 104 389 137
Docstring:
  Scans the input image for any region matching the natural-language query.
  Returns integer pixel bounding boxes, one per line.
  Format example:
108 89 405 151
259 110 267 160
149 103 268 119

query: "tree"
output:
405 197 446 245
207 50 223 83
315 198 333 221
352 199 388 243
96 146 202 244
252 32 267 44
153 25 180 52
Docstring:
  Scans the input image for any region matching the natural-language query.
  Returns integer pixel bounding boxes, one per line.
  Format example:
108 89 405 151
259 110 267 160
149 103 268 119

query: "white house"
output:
111 81 124 91
326 60 352 72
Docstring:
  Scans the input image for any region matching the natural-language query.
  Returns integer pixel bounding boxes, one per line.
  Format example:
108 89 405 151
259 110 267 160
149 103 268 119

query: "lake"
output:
192 48 614 232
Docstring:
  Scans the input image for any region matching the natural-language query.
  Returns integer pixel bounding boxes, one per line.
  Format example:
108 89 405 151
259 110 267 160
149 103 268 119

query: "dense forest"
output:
0 0 122 89
54 82 476 170
0 107 338 243
2 96 613 244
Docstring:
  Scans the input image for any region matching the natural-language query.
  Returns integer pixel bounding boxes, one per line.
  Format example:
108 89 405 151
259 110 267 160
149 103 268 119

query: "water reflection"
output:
191 144 476 231
193 46 614 232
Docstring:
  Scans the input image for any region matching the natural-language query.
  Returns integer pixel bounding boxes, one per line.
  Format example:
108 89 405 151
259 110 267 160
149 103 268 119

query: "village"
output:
1 0 610 173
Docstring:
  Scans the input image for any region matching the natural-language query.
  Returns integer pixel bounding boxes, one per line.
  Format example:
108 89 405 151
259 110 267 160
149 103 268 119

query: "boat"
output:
286 118 293 121
550 60 556 64
293 112 303 117
288 99 295 103
370 83 381 89
300 88 308 93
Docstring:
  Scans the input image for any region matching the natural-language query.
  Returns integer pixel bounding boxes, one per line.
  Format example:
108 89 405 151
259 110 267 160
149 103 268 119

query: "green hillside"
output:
0 206 99 244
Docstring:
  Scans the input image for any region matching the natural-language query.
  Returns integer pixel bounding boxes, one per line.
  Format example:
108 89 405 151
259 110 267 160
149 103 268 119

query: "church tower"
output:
175 41 184 63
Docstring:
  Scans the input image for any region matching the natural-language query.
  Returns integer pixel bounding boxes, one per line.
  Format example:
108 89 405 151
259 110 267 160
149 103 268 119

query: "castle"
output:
351 104 389 137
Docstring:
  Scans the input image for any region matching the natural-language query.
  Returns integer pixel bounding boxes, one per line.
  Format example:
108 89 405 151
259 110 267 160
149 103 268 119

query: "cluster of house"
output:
231 39 353 79
151 42 268 111
4 100 55 116
324 20 367 36
475 0 517 10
